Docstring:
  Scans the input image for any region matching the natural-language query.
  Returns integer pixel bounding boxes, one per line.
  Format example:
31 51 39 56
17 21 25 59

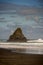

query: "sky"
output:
0 0 43 7
0 0 43 41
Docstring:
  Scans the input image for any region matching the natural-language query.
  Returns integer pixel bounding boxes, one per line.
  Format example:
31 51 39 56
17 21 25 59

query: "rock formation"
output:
7 28 27 42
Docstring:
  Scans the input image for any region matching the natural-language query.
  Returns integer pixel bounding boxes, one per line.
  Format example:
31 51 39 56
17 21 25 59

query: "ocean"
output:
0 10 43 41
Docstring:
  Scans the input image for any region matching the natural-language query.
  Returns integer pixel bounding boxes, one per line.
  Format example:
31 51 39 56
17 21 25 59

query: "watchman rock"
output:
7 28 27 42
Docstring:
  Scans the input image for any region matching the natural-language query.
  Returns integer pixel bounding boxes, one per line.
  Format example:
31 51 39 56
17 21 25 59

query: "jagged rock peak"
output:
7 28 27 42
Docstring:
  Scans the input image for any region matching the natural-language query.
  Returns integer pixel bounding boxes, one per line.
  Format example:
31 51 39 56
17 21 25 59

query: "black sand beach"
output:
0 48 43 65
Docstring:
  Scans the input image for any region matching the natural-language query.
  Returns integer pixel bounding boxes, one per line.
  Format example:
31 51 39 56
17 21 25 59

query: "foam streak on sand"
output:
0 40 43 54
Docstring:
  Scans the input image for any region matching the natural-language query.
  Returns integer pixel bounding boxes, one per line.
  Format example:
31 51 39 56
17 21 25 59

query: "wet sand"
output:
0 48 43 65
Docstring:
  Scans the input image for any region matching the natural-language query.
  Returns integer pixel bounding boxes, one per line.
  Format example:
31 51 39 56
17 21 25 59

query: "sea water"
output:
0 10 43 41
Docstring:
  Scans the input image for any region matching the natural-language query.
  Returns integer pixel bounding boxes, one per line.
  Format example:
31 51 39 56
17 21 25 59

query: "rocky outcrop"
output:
7 28 27 42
